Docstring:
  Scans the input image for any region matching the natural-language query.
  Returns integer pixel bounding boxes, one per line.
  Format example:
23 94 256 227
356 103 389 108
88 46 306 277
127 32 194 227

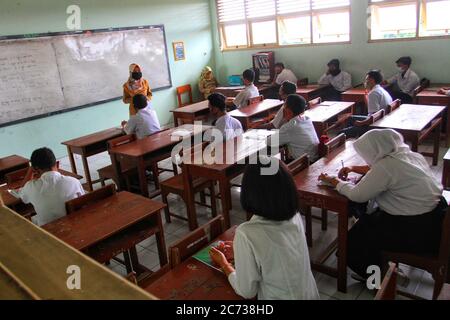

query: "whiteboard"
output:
0 26 172 127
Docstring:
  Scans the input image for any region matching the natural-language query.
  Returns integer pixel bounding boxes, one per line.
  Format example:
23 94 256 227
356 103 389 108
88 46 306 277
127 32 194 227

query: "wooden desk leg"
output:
183 165 199 231
337 207 348 293
173 113 179 127
67 146 78 175
155 211 168 266
218 177 232 229
137 157 149 198
443 159 450 189
433 122 442 166
411 137 419 153
81 152 93 192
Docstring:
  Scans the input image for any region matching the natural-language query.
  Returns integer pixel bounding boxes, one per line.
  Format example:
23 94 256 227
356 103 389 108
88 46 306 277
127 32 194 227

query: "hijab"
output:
127 63 144 91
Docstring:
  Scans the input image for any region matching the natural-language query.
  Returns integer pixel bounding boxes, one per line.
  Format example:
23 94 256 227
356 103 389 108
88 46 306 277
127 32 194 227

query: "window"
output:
369 0 450 41
217 0 350 50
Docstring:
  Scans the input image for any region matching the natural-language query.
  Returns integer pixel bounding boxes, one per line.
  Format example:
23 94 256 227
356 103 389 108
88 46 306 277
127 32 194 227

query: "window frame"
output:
216 0 352 51
368 0 450 43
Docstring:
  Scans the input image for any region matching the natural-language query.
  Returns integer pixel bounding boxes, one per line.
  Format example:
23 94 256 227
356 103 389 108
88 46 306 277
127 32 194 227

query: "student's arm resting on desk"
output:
123 116 137 135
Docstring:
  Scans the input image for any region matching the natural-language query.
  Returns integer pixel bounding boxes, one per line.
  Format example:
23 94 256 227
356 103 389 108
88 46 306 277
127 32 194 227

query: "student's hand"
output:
318 173 339 187
209 246 229 268
217 241 234 261
438 88 449 95
338 167 353 180
121 120 127 128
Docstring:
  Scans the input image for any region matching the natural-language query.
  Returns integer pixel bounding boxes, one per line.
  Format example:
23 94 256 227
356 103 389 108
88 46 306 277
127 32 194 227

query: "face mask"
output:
132 72 142 80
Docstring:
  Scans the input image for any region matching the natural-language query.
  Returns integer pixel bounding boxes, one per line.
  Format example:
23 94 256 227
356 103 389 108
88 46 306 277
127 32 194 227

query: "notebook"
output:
193 241 235 273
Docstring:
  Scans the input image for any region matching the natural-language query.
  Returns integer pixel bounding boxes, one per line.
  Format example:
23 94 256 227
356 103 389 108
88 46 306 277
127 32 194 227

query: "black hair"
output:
328 59 340 68
285 94 307 115
240 158 299 221
243 69 255 83
207 93 227 112
366 70 383 84
281 81 297 96
132 94 148 110
30 147 56 170
275 62 285 69
396 56 412 66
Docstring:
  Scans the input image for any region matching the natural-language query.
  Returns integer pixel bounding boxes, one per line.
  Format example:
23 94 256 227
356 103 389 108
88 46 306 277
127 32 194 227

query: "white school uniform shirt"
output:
269 115 319 161
234 84 260 109
228 214 320 300
124 106 161 139
19 171 85 226
318 71 352 92
215 114 244 141
387 68 420 97
275 69 298 86
367 85 393 115
336 129 442 216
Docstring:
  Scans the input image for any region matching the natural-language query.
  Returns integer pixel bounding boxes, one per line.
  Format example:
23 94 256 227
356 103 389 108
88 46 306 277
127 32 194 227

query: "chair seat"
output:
160 174 211 192
98 163 137 179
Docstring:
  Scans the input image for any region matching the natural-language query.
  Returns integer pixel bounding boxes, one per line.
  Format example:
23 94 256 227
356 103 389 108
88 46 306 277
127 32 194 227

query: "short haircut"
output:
275 62 285 69
30 147 56 170
285 94 307 115
240 158 299 221
207 93 226 112
242 69 255 83
328 59 340 68
132 94 148 110
366 70 383 84
281 81 297 96
396 56 412 66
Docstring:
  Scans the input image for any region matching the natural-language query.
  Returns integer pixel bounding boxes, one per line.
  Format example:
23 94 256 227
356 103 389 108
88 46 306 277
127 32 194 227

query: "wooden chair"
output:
297 78 308 87
387 99 401 114
287 154 309 176
354 109 385 127
160 143 217 230
308 97 322 109
176 84 193 108
65 184 116 214
5 167 29 185
382 204 450 300
169 216 225 268
375 262 398 300
413 79 431 103
125 272 138 285
247 95 264 106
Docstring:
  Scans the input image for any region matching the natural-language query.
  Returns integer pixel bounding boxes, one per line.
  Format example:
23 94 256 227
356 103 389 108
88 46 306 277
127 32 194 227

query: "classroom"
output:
1 0 450 304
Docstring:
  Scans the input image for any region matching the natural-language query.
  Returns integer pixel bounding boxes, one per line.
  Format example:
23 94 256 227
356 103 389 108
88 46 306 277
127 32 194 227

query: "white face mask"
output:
398 67 405 72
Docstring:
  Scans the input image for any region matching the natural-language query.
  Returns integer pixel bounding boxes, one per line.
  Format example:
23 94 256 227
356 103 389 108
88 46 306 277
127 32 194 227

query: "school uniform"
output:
269 115 319 161
204 114 243 142
318 71 352 100
233 84 260 109
275 69 298 86
334 129 446 277
124 106 161 139
228 214 320 300
19 171 85 226
387 68 420 98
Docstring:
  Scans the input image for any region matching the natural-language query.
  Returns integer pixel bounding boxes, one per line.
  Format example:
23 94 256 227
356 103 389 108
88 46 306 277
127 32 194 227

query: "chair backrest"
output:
372 109 385 123
375 262 398 300
355 109 385 127
287 154 310 176
387 99 401 114
65 184 116 214
176 84 193 108
308 97 322 109
297 78 308 87
323 133 346 157
107 134 136 151
247 95 264 106
169 216 225 268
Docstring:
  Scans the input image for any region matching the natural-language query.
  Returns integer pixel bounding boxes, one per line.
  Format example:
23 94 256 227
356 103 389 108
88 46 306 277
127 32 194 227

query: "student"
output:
340 70 393 138
123 63 152 116
121 94 161 139
17 148 85 226
318 129 446 279
259 80 297 130
318 59 352 100
206 93 243 142
227 69 259 110
383 56 420 104
438 87 450 96
273 63 298 87
268 94 319 162
209 158 319 300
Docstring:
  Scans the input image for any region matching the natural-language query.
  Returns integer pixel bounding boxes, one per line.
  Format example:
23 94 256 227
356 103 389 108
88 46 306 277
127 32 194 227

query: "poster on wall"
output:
173 41 185 61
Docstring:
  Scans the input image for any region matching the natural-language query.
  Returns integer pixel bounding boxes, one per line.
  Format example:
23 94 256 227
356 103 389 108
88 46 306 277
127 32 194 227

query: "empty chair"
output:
176 84 193 108
387 99 401 114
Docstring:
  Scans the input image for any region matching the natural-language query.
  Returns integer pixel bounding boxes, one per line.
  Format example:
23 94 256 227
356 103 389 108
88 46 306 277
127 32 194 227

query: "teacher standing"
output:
123 63 152 116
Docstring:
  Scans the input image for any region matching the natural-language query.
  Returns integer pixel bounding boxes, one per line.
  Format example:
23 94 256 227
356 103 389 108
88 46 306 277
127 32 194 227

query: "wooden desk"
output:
341 87 367 115
62 127 124 191
145 226 242 300
297 84 331 101
0 155 29 184
109 124 212 198
0 205 154 299
42 191 167 281
183 130 276 230
228 99 284 130
172 101 210 127
306 101 355 136
370 104 446 165
293 140 361 293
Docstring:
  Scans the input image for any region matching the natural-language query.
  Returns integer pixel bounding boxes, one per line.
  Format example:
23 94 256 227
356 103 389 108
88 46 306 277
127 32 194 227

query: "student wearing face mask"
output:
318 59 352 101
123 63 153 116
382 56 420 104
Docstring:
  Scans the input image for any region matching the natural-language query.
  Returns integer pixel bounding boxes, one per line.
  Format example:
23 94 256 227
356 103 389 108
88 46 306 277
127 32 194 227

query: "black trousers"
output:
347 197 447 278
389 90 413 104
339 115 370 139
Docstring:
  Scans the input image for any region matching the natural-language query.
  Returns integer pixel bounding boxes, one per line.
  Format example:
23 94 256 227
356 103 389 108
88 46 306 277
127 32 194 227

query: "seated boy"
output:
206 93 243 142
383 56 420 104
121 94 161 139
438 88 450 96
318 59 352 101
227 69 259 110
340 70 393 138
268 94 319 162
18 148 85 226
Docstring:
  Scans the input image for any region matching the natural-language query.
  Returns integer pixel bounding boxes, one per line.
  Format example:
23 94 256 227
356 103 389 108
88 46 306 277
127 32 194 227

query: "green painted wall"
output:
0 0 214 158
210 0 450 85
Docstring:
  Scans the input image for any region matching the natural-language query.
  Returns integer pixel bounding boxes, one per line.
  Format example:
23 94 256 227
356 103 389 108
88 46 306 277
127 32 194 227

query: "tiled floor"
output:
57 138 447 300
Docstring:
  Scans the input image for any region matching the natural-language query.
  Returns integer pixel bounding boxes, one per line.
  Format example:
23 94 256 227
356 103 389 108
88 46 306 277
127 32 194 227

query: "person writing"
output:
123 63 152 116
